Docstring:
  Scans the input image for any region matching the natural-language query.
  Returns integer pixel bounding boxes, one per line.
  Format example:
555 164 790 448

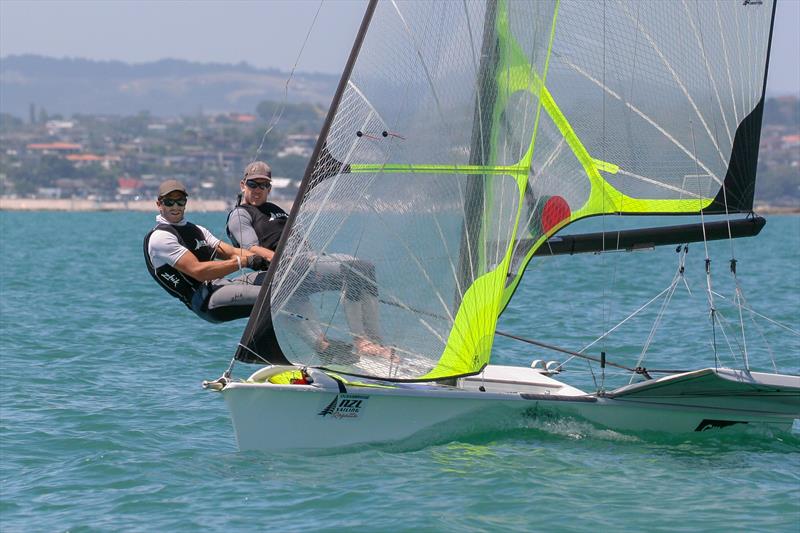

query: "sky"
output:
0 0 798 95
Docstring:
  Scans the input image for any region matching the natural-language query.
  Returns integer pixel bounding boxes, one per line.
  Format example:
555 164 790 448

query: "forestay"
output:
235 0 776 382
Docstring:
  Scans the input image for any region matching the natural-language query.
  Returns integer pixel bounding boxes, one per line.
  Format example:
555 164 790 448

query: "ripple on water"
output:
1 212 798 531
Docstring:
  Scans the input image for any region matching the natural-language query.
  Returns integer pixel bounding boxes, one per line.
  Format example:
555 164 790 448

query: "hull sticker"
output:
695 419 747 432
318 394 370 419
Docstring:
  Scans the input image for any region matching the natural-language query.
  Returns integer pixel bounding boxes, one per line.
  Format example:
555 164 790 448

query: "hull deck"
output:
216 364 800 451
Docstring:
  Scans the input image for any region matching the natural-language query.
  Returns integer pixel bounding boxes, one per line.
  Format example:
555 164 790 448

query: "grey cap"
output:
158 179 187 197
243 161 272 180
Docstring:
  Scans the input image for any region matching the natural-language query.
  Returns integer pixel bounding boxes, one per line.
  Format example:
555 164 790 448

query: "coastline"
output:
0 198 231 212
0 197 291 213
0 197 795 214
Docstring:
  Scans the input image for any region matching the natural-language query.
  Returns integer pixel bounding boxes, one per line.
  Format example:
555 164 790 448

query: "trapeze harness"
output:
143 222 222 322
226 201 288 252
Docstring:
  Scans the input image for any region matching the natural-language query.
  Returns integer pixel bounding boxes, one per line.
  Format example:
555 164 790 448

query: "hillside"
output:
0 55 339 117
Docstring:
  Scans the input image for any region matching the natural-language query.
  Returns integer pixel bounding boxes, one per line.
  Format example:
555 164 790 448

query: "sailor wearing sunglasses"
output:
144 179 270 323
225 160 287 263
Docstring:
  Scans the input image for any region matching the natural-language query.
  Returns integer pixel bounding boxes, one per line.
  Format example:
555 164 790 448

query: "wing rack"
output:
534 216 766 256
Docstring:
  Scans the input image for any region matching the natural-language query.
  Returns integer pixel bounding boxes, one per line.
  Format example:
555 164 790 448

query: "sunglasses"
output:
161 197 187 207
245 179 271 190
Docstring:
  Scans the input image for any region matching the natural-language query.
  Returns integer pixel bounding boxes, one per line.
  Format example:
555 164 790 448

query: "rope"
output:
748 313 779 374
252 0 325 161
495 330 636 373
691 0 752 372
227 1 327 376
577 282 673 355
712 308 742 367
710 290 800 336
711 288 792 373
733 276 750 369
628 265 683 384
236 342 271 365
689 122 720 368
495 330 686 378
553 246 688 382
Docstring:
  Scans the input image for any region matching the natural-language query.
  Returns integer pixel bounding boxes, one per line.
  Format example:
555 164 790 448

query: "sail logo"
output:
742 0 763 5
160 272 182 288
318 394 369 419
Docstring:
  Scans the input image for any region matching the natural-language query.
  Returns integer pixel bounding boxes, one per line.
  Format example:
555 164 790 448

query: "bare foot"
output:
354 337 398 361
315 337 330 353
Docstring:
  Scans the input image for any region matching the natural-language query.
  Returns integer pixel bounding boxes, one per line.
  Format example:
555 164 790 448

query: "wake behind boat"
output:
205 0 799 451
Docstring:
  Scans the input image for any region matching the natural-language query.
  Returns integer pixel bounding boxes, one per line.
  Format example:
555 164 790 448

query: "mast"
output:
456 0 499 309
235 0 379 364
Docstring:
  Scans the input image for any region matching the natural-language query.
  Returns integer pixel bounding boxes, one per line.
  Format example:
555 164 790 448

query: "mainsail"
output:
236 0 776 381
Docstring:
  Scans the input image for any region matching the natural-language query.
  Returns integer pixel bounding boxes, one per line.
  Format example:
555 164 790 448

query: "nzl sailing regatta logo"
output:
318 394 369 419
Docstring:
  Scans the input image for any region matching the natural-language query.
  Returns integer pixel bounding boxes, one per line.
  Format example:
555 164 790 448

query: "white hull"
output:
216 365 800 451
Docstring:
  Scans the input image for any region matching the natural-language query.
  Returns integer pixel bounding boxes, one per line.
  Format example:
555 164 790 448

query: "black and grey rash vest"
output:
226 202 288 251
143 222 217 308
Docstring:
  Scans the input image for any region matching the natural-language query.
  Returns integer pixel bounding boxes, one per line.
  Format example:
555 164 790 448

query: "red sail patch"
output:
541 195 571 232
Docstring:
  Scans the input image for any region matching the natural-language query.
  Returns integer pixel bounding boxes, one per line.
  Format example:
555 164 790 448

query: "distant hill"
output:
0 55 339 118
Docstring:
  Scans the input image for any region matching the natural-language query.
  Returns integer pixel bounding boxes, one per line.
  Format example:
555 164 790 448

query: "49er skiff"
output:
205 0 799 451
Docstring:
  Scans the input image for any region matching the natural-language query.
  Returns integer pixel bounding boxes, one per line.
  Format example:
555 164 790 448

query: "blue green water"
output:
1 211 798 531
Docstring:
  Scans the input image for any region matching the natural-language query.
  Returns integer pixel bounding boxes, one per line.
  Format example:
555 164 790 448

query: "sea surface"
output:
1 211 798 532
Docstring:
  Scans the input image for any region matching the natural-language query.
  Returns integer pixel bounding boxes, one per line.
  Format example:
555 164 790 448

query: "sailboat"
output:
205 0 799 451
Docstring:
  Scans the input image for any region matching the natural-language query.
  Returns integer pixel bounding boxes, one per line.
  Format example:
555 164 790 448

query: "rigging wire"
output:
525 246 691 378
599 0 608 391
689 121 721 369
690 0 750 369
627 247 688 383
710 290 800 337
747 313 779 374
221 0 327 378
251 0 326 162
580 283 677 355
699 0 752 372
495 330 686 377
711 307 743 367
730 263 750 368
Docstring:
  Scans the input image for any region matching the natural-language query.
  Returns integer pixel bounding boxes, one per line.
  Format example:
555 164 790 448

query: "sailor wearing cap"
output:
144 179 270 322
225 160 287 260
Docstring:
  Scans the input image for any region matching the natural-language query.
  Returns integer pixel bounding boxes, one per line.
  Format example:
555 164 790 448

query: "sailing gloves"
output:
247 255 270 271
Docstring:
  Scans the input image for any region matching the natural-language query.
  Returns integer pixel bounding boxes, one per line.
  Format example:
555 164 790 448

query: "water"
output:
1 211 798 532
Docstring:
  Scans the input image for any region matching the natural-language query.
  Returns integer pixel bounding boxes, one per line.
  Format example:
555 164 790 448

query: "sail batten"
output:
236 0 776 382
